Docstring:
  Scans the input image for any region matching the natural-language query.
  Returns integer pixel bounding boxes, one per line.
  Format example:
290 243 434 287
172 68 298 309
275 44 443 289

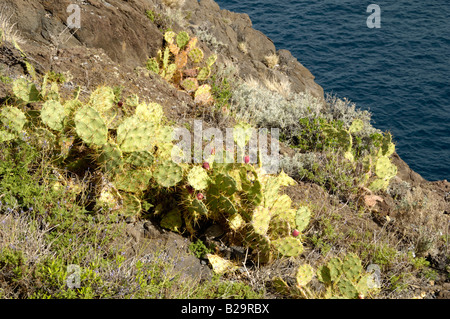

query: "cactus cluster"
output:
4 78 186 218
321 118 398 192
147 30 217 105
3 76 311 265
317 253 373 299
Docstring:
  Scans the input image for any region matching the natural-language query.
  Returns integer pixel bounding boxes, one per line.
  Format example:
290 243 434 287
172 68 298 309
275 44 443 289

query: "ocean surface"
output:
215 0 450 181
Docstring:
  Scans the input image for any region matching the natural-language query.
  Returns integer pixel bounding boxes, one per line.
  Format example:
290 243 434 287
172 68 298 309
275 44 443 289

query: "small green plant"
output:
189 239 214 259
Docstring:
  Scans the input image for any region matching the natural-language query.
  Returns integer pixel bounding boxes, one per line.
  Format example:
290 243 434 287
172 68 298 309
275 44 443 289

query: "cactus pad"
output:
160 209 182 232
114 169 152 193
98 142 124 176
251 206 271 235
41 100 65 131
117 116 156 152
295 206 312 232
272 237 304 257
194 84 213 105
74 106 108 146
153 161 183 188
125 151 154 167
296 264 315 287
176 31 190 49
181 78 199 93
1 106 27 133
187 166 210 190
349 119 364 133
188 47 204 63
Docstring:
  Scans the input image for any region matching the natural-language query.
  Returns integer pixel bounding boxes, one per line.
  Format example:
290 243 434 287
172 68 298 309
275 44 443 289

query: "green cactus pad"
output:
187 166 210 190
228 213 245 231
375 156 397 180
214 173 238 197
245 232 272 263
296 264 315 287
194 84 213 105
205 54 217 67
187 198 209 216
41 100 65 131
349 119 364 133
164 63 177 81
89 86 117 126
295 206 312 232
317 265 332 284
125 151 154 167
268 216 291 239
74 106 108 146
12 78 39 103
270 194 292 214
146 57 160 73
98 142 124 176
135 102 164 125
119 193 141 217
337 278 359 299
114 169 152 193
196 66 211 81
381 132 395 157
160 209 182 232
342 253 363 282
164 31 176 44
176 31 190 49
368 178 390 192
1 106 27 133
277 170 297 187
272 237 304 257
153 161 183 188
251 206 271 235
240 166 263 206
188 47 204 63
0 130 16 142
261 176 281 208
181 78 199 93
117 116 156 152
327 257 343 282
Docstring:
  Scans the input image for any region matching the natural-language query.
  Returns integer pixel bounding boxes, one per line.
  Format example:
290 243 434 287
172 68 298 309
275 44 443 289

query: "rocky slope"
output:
0 0 448 298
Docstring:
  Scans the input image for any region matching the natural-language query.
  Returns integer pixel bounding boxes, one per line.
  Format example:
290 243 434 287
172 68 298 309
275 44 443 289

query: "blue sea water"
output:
215 0 450 181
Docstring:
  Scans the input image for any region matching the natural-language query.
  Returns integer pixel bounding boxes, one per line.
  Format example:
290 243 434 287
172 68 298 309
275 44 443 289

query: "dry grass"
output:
262 76 291 99
0 6 25 45
238 42 248 54
161 0 186 9
264 53 279 68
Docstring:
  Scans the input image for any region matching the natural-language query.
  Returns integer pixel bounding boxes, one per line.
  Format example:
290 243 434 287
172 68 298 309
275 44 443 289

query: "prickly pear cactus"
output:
187 166 210 190
12 78 40 103
74 106 108 146
296 263 315 287
272 237 304 257
1 106 27 134
317 253 372 299
153 161 183 188
41 100 65 131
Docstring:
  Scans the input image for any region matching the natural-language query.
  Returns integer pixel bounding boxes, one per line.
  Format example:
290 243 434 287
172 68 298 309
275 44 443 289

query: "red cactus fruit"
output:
197 193 204 200
244 155 250 164
292 229 300 237
203 162 210 170
118 101 123 107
